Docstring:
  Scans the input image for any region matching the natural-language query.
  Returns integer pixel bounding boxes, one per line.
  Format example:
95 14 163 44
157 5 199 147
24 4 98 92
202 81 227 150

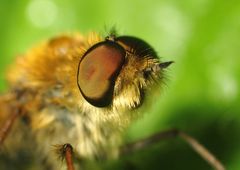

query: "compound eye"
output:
78 41 125 107
116 36 157 58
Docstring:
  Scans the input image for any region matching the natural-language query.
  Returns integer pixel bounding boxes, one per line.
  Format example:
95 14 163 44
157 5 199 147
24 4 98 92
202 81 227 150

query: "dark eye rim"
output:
83 40 126 59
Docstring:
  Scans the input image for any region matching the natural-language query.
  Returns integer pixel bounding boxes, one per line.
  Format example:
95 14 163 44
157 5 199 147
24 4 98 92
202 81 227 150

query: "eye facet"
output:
77 41 125 107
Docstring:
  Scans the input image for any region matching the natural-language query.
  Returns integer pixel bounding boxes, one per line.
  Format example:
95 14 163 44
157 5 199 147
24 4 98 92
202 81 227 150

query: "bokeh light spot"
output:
27 0 58 28
211 68 238 102
153 4 191 56
219 75 238 101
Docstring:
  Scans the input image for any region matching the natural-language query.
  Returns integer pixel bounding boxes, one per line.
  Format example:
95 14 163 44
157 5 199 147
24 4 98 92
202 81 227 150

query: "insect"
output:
0 31 225 170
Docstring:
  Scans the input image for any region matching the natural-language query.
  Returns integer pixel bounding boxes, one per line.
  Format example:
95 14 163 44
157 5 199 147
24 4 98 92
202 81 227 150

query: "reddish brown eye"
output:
77 41 125 107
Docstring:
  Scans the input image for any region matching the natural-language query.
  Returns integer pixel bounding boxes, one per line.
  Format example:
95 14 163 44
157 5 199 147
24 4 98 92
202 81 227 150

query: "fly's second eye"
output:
115 36 157 58
77 41 125 107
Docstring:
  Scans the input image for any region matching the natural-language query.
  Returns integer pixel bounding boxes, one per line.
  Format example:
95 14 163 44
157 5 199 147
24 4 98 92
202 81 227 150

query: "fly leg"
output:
0 108 21 145
57 143 75 170
120 128 225 170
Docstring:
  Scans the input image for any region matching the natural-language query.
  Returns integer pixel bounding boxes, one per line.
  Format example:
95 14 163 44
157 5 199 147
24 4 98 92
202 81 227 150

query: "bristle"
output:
53 144 74 161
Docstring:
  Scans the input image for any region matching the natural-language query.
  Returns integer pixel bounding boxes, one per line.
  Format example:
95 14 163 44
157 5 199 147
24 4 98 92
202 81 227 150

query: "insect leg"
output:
120 129 225 170
0 108 21 145
58 143 75 170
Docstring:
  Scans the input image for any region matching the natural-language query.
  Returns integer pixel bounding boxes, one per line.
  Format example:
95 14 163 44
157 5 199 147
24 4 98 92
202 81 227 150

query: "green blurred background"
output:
0 0 239 169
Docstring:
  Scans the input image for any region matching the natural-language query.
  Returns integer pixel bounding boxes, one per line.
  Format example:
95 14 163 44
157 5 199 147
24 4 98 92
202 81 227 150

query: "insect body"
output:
0 32 169 169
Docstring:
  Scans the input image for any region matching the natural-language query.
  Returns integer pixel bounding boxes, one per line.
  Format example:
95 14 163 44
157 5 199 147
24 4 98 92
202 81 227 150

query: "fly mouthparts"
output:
159 61 174 69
